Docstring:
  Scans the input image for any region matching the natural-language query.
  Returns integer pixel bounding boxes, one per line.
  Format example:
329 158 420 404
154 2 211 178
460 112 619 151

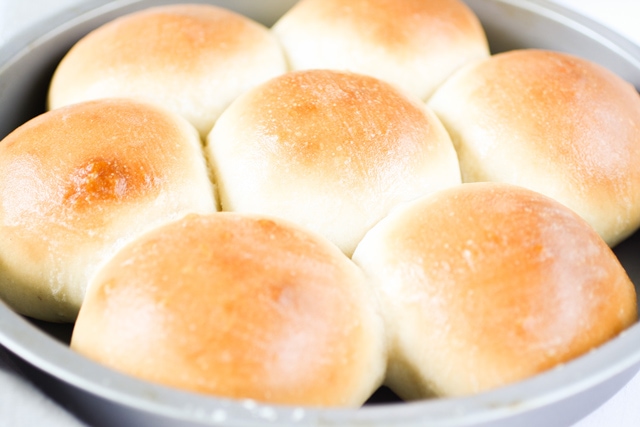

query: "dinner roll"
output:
0 99 217 322
428 49 640 247
272 0 489 100
48 4 287 138
207 69 461 256
71 212 386 406
352 182 637 398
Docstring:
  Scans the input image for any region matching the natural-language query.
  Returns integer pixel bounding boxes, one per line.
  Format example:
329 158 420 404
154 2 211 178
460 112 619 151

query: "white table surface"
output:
1 1 640 426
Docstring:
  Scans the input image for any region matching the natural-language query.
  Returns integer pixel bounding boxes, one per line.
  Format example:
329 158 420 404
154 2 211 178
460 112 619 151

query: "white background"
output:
1 1 640 426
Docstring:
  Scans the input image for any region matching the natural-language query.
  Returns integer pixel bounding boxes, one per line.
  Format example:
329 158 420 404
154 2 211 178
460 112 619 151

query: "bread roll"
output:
48 4 287 138
428 49 640 246
352 182 637 399
206 69 461 256
0 99 217 322
272 0 489 100
71 212 386 406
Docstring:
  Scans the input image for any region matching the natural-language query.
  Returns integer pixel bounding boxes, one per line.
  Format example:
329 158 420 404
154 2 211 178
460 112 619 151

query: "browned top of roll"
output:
428 49 640 246
0 99 216 321
56 4 263 75
353 182 637 398
2 100 192 231
437 49 640 177
272 0 489 99
71 213 385 406
235 70 439 171
288 0 483 49
48 4 287 137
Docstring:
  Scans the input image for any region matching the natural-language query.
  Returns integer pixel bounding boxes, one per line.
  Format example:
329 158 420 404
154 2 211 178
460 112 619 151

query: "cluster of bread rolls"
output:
0 0 638 408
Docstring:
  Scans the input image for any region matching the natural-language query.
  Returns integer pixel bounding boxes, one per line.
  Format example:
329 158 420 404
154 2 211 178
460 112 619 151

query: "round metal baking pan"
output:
1 0 640 426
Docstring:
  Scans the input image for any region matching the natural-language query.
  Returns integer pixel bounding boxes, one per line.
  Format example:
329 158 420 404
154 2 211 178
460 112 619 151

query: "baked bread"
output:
0 99 217 322
71 212 386 407
48 4 287 138
352 182 637 398
272 0 490 100
428 49 640 246
206 69 461 256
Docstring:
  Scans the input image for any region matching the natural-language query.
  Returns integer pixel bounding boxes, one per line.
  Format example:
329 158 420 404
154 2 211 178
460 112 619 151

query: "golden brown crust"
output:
72 213 386 406
48 4 287 137
273 0 489 99
0 99 217 321
353 182 637 398
234 70 441 171
307 0 484 50
207 69 461 255
428 49 640 246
